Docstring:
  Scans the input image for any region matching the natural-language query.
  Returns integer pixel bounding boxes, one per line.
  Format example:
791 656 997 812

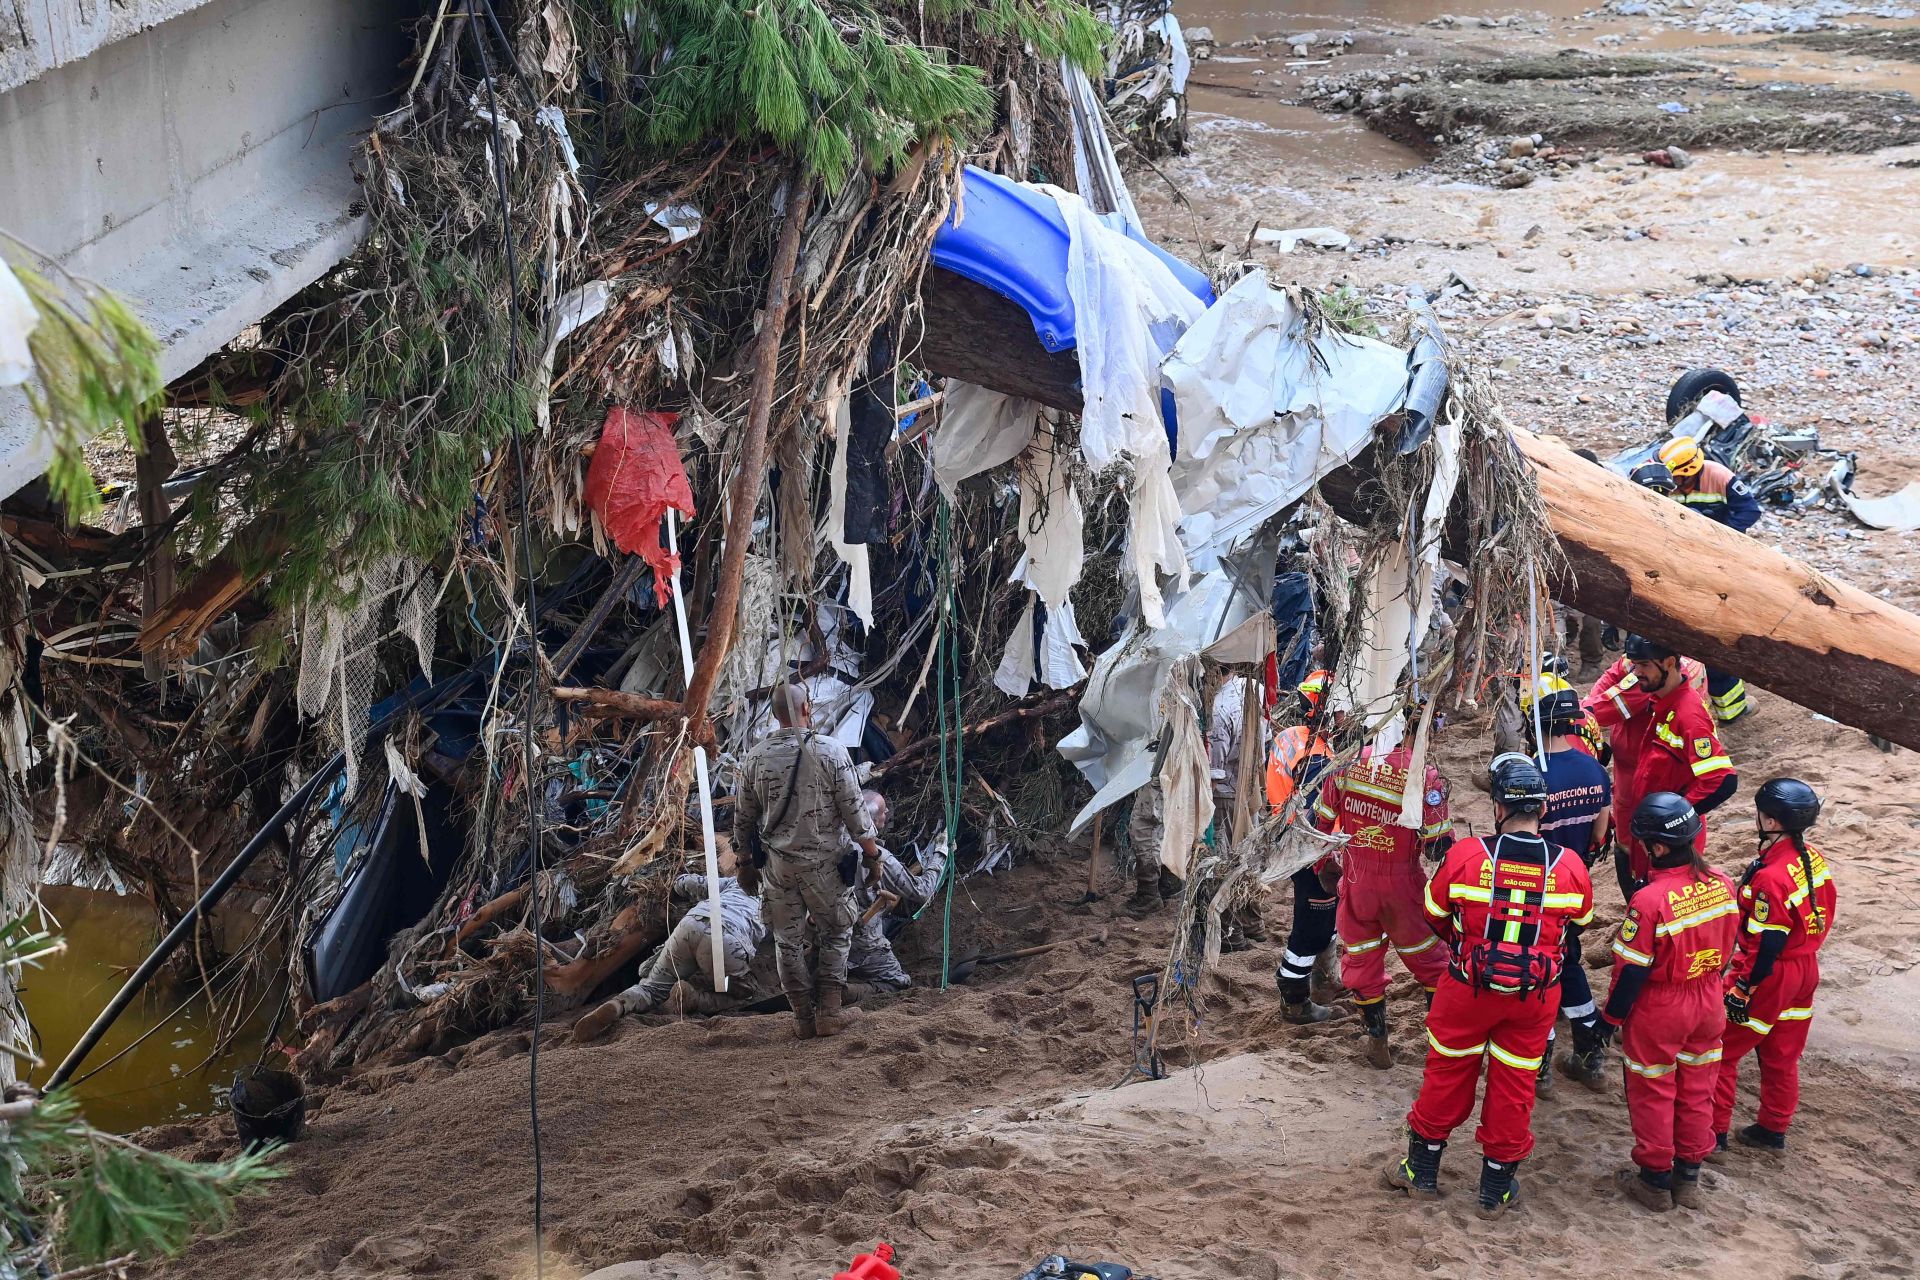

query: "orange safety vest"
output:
1266 725 1333 813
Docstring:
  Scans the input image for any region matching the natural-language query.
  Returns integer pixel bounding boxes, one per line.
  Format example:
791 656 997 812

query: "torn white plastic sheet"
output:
1059 530 1279 831
643 201 703 244
825 392 874 627
1165 269 1413 568
993 598 1089 696
536 104 580 175
1156 11 1193 93
0 259 36 388
932 380 1039 495
1012 421 1085 607
1337 544 1416 754
547 279 611 350
1049 187 1206 470
1155 667 1214 882
1403 407 1463 685
1838 479 1920 532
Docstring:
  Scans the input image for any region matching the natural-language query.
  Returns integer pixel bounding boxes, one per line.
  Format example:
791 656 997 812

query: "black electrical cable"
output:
464 9 548 1275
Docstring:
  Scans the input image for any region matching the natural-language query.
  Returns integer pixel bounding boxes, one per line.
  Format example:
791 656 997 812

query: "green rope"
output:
935 497 964 989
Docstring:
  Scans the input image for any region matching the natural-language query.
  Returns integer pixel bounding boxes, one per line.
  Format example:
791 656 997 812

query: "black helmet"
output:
1756 778 1821 833
1630 460 1676 494
1631 791 1702 850
1623 634 1676 662
1539 687 1583 732
1489 752 1548 814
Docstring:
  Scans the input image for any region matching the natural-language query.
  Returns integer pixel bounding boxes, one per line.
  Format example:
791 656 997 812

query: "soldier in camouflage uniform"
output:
845 790 948 1003
571 853 765 1042
734 682 879 1038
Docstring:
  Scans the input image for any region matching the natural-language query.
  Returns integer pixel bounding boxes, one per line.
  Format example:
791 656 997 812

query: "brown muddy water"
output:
20 885 276 1134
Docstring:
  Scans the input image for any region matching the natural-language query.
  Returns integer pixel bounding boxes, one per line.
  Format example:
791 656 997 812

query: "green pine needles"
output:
1 239 163 521
612 0 1105 189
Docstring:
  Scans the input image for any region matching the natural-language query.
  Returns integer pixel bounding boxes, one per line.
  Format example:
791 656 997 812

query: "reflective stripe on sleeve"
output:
1573 906 1596 928
1612 938 1654 966
1424 882 1444 917
1690 755 1733 777
1449 884 1493 904
1542 892 1587 909
1425 1029 1487 1058
1746 918 1792 935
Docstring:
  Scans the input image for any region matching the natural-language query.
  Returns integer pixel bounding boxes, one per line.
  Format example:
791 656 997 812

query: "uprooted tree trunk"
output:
0 541 35 1086
916 266 1920 752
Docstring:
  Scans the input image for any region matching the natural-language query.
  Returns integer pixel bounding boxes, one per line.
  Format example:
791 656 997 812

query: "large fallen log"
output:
916 267 1920 751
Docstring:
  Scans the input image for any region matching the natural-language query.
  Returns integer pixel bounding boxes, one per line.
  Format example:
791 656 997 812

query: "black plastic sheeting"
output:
843 325 896 547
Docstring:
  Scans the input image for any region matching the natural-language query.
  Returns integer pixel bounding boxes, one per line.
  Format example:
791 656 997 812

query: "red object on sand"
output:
835 1242 899 1280
583 407 694 605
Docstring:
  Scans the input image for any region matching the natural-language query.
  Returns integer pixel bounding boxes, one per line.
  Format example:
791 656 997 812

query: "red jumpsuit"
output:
1312 745 1452 1003
1605 866 1740 1171
1409 833 1594 1161
1712 841 1836 1136
1585 668 1732 882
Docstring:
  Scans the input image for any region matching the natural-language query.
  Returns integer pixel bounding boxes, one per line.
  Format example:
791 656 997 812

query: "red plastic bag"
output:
583 408 694 606
835 1242 898 1280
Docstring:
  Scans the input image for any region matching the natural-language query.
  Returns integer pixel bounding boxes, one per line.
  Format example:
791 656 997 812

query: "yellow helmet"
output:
1519 672 1573 712
1658 436 1705 479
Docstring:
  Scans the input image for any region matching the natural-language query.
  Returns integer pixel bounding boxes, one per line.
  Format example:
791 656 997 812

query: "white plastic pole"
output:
666 511 728 993
1527 562 1547 770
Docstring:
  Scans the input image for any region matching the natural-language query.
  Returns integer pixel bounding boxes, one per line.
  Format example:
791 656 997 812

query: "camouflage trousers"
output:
764 856 857 998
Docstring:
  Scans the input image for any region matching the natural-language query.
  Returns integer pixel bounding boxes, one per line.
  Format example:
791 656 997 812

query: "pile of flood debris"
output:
16 0 1553 1087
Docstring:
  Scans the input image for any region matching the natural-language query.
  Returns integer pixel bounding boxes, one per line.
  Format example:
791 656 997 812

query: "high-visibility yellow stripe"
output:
1488 1041 1544 1072
1312 798 1337 822
1543 892 1587 909
1426 1029 1487 1058
1449 885 1493 904
1746 918 1792 935
1502 888 1524 944
1778 1006 1814 1021
1656 901 1739 935
1613 939 1654 966
1676 1048 1723 1067
1742 1017 1773 1036
1397 935 1440 957
1345 935 1389 954
1606 689 1633 720
1573 906 1596 927
1424 883 1444 916
1623 1054 1676 1078
1342 779 1407 806
1783 874 1832 909
1690 755 1733 776
1420 822 1450 840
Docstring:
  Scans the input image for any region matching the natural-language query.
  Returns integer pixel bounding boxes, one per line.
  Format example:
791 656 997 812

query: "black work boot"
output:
1558 1018 1608 1091
1383 1132 1445 1197
1672 1160 1704 1209
1704 1131 1731 1165
1127 869 1164 917
1536 1048 1555 1097
1475 1158 1521 1220
1360 999 1392 1069
1619 1165 1672 1212
1276 973 1333 1025
1737 1122 1787 1153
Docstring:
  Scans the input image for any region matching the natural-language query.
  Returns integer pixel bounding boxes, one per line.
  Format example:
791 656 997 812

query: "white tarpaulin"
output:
1165 269 1413 570
933 380 1039 496
1059 531 1279 831
996 421 1091 696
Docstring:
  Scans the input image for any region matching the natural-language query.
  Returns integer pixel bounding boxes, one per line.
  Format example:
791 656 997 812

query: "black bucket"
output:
229 1067 306 1149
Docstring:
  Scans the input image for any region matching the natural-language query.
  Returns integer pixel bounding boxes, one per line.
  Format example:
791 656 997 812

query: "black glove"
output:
1725 985 1751 1025
1590 837 1616 867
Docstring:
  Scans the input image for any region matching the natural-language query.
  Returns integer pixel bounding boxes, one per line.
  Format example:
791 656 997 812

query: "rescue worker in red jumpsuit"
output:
1584 635 1736 903
1385 754 1594 1219
1712 777 1835 1156
1600 792 1740 1211
1312 717 1454 1068
1267 704 1338 1025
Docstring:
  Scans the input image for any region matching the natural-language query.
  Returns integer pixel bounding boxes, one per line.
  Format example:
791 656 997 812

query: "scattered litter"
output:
1251 225 1352 252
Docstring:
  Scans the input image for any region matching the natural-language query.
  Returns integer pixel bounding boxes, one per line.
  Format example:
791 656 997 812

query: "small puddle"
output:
21 885 276 1134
